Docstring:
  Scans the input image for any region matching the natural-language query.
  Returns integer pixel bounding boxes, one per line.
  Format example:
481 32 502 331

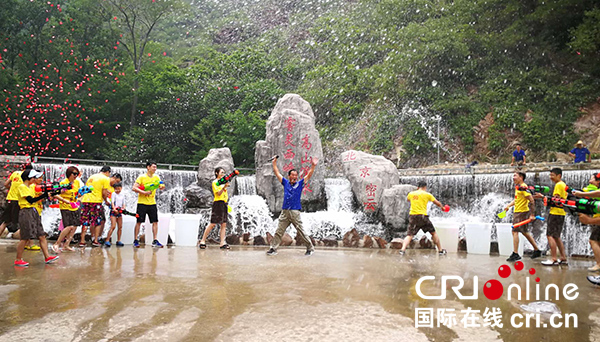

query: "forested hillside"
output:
1 0 599 167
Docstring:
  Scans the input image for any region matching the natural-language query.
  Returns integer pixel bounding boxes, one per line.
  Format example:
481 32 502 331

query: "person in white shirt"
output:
105 183 126 247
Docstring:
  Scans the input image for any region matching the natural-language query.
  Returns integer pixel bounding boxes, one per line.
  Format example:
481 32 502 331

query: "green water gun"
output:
140 181 164 192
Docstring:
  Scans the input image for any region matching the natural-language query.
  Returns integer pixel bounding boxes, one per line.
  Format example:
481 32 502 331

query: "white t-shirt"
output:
111 192 125 209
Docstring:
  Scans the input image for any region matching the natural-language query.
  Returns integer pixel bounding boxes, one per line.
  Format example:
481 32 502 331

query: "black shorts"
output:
210 201 228 224
546 214 565 239
407 215 435 236
1 200 20 225
137 204 158 223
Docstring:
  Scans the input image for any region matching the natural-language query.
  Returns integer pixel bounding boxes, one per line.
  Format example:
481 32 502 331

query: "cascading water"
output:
400 169 600 256
227 176 383 240
33 163 196 235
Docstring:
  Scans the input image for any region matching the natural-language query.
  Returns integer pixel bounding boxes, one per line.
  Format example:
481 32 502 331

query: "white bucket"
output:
144 213 171 245
465 222 492 255
119 215 138 245
496 223 524 256
432 219 459 253
174 214 201 247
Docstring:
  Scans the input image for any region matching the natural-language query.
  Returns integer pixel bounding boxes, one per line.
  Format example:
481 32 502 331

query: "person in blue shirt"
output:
511 143 526 166
569 140 591 163
266 155 319 256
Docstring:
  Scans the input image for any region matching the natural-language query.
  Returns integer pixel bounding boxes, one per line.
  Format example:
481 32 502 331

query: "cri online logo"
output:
416 261 579 301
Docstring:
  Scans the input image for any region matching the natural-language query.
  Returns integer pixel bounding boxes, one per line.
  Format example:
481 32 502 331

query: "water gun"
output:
139 181 164 192
113 207 139 218
216 170 239 186
512 216 545 228
565 184 598 196
517 184 551 195
78 185 93 196
35 182 72 195
542 196 600 215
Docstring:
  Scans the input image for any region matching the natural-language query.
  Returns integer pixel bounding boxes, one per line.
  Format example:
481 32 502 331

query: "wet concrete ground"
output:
0 240 599 342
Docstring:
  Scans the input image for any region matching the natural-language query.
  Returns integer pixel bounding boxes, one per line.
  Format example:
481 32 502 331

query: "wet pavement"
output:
1 241 599 342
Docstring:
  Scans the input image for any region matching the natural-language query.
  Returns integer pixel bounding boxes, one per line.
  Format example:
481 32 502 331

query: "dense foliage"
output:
1 0 599 167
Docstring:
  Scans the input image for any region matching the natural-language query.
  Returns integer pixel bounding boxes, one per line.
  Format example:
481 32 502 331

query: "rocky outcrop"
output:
185 148 236 211
340 150 399 214
379 184 416 233
255 94 325 213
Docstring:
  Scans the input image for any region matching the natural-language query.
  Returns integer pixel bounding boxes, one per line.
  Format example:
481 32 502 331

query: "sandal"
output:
199 243 207 249
219 244 230 250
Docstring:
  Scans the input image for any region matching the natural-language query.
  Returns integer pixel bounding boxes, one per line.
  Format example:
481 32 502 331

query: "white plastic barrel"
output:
144 213 171 244
431 219 459 253
119 215 137 245
465 222 492 255
173 214 201 246
496 223 524 256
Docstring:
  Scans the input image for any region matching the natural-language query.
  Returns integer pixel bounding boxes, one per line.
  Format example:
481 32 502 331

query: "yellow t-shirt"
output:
6 171 23 201
407 189 436 215
136 173 161 205
212 179 228 202
514 183 531 213
549 181 567 216
30 184 43 215
59 178 81 211
17 183 36 209
81 173 110 203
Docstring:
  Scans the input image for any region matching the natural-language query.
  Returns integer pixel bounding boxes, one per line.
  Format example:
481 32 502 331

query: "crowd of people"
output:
0 162 165 267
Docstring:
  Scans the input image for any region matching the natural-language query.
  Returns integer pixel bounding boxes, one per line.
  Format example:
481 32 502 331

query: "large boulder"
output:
255 94 325 213
340 150 399 214
197 148 237 190
184 183 213 209
379 184 417 233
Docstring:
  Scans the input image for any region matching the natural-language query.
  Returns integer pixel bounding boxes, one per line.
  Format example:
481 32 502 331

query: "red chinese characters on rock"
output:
303 181 313 195
284 148 296 160
301 134 312 150
343 151 357 162
285 116 296 132
285 133 296 147
363 183 377 211
283 162 294 173
359 166 371 178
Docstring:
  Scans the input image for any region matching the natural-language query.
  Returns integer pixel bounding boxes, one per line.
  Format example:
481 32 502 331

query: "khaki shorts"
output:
512 211 531 234
546 214 565 239
407 215 435 236
18 207 45 240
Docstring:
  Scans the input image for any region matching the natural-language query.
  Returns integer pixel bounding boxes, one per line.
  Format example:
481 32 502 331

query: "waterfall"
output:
400 169 600 256
236 175 257 196
33 163 196 234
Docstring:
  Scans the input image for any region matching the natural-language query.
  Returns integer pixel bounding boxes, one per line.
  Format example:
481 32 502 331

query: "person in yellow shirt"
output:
535 168 569 267
198 167 231 249
133 161 165 248
79 166 112 247
399 181 447 256
575 173 600 272
51 166 81 253
14 169 59 267
503 171 542 262
0 164 32 237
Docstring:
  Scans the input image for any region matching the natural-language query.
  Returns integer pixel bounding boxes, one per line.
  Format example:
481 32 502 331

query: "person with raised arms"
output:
266 155 318 256
132 161 165 248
